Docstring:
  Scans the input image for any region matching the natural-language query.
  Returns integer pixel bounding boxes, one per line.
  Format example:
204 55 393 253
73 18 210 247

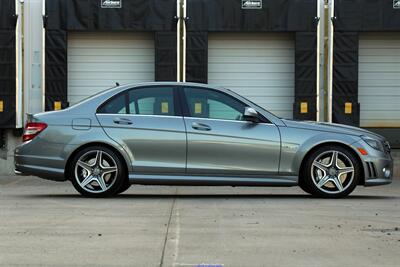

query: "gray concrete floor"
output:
0 176 399 267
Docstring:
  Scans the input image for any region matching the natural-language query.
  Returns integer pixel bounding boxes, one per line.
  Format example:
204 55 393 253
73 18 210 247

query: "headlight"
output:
362 136 384 152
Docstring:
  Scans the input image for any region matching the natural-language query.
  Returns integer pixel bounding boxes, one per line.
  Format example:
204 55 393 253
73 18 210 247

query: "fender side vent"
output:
366 162 377 178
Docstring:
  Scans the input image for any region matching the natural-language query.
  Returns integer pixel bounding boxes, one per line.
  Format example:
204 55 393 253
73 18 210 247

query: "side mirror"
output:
243 107 259 122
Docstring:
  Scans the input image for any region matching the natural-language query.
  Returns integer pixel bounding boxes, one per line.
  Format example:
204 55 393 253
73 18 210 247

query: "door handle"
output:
192 122 211 131
113 117 133 125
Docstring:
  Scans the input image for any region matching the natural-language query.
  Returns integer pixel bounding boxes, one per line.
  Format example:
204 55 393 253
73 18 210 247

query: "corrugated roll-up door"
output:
208 33 295 119
359 33 400 127
67 32 155 105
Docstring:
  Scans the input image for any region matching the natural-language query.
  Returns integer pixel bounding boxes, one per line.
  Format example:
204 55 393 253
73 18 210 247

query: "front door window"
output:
183 87 246 121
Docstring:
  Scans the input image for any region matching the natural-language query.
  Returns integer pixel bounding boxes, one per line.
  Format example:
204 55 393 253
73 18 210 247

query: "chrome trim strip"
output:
96 114 182 119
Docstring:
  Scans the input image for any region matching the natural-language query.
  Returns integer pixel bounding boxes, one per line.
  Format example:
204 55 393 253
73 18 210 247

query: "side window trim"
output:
97 91 128 114
177 86 191 117
173 87 184 117
124 92 130 114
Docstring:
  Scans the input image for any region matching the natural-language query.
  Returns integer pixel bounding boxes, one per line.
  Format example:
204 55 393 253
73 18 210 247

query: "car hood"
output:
281 119 385 140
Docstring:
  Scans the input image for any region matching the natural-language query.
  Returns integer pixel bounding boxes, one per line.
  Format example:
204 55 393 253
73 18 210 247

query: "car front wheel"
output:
302 146 360 198
69 146 126 198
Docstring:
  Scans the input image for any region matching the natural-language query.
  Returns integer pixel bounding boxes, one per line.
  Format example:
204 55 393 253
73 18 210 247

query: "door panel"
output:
96 85 186 174
181 86 281 176
97 114 186 174
185 117 281 175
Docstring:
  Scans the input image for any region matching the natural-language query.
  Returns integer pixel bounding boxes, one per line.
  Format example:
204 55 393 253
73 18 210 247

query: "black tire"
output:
117 179 131 194
299 182 312 195
69 146 126 198
301 145 360 198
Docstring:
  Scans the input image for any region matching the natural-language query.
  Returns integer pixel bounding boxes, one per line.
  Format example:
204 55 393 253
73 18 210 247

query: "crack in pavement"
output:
159 188 177 267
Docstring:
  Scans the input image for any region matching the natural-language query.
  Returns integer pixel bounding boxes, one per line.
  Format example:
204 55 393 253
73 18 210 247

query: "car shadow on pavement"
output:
18 193 399 200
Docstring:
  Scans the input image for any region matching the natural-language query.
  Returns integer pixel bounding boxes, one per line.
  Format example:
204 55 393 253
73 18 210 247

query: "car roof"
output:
117 81 223 90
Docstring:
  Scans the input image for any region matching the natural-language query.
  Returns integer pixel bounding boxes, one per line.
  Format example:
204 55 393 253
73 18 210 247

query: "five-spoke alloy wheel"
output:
302 146 360 198
70 146 127 197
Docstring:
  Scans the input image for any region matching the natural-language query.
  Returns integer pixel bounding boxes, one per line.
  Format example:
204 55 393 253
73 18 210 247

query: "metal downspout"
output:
327 0 335 123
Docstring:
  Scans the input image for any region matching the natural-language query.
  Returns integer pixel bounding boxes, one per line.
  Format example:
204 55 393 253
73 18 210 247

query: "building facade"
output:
331 0 400 147
0 0 399 175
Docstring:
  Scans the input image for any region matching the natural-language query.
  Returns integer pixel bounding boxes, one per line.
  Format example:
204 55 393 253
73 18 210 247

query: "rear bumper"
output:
14 169 28 176
14 164 66 181
14 137 71 182
14 145 67 182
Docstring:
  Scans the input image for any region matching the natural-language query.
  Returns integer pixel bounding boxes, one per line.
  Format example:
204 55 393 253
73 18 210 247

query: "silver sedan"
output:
14 82 393 198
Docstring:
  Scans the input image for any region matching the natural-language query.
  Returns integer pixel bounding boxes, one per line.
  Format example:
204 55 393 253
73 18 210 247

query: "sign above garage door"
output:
242 0 262 9
101 0 122 8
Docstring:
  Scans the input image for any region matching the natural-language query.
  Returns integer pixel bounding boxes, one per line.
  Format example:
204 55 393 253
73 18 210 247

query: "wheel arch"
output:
298 142 365 187
64 142 131 181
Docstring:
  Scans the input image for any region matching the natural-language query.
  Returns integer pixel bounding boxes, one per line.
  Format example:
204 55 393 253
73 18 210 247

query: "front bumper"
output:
365 178 392 186
351 138 394 187
363 156 393 187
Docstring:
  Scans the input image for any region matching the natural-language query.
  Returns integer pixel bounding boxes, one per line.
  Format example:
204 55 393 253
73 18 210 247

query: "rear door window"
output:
97 86 177 116
128 87 176 116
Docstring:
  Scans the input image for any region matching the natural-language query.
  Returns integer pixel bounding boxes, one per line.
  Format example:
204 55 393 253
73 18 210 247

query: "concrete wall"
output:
392 150 400 178
0 132 20 175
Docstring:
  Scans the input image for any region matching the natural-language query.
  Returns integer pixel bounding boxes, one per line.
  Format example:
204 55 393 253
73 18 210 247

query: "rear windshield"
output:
69 86 118 107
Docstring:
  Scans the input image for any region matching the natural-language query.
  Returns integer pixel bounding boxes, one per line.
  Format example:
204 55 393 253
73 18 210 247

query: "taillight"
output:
22 122 48 142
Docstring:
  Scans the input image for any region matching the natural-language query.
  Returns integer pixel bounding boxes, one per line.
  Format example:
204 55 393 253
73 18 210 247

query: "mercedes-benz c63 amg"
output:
15 82 393 198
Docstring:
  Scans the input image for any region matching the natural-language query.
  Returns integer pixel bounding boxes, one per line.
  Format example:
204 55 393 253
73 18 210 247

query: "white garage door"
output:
359 33 400 127
208 33 295 119
68 32 155 105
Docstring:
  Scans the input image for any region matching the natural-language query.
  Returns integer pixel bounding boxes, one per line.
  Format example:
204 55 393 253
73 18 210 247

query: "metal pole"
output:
15 0 23 128
327 0 335 123
316 0 321 122
182 0 186 82
176 0 181 82
41 0 46 111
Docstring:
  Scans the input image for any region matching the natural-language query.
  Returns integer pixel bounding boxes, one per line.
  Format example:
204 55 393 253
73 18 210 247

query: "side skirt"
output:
128 174 298 187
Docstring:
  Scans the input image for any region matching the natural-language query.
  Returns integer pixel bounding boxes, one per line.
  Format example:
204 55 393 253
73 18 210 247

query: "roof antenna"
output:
115 82 120 86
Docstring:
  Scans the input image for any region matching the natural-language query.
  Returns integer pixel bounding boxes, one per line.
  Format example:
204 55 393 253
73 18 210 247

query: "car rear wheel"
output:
299 182 312 195
302 146 360 198
70 146 126 197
